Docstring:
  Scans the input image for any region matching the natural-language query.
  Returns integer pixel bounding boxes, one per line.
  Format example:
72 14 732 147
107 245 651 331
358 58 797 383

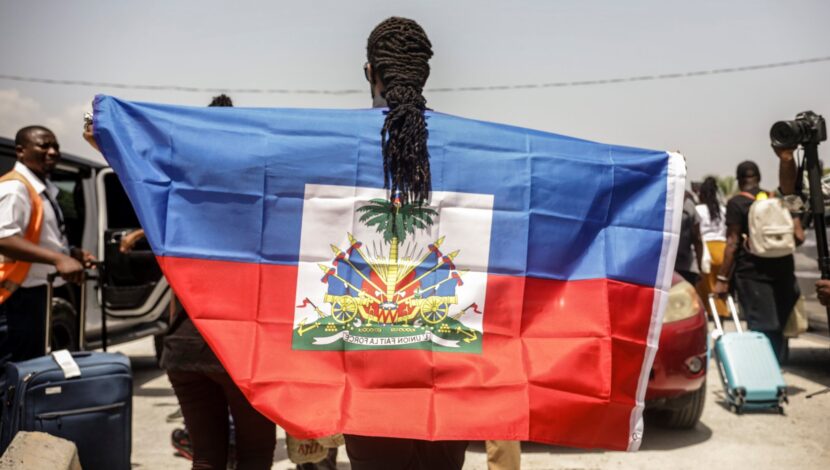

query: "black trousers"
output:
167 370 276 470
344 435 468 470
0 285 47 362
733 274 798 361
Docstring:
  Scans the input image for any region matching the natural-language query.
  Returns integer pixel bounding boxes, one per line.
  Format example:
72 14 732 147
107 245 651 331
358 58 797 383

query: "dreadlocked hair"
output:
209 94 233 107
367 17 433 205
699 176 722 222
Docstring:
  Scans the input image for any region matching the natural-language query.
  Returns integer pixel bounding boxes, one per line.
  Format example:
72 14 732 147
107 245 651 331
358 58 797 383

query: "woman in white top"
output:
695 176 728 317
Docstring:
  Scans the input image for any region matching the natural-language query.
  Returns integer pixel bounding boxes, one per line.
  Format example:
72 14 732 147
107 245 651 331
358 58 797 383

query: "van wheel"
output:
660 379 706 429
51 298 79 352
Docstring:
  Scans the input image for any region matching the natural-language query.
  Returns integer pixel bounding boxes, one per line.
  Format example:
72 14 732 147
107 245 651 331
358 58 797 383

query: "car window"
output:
104 173 140 229
52 171 85 248
0 155 15 174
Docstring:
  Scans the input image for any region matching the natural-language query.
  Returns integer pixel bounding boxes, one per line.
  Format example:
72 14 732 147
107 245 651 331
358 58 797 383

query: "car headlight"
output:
663 280 701 323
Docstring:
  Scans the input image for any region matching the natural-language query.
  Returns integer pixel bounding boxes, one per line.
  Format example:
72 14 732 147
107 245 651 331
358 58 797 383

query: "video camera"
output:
770 110 827 147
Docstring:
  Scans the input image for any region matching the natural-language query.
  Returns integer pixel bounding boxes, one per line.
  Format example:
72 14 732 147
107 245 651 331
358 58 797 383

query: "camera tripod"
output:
803 141 830 333
801 141 830 398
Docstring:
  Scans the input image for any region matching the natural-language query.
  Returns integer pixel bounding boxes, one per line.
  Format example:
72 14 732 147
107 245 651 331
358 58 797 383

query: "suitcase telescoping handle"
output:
707 294 725 335
87 261 108 352
707 293 744 335
45 272 54 355
45 270 95 355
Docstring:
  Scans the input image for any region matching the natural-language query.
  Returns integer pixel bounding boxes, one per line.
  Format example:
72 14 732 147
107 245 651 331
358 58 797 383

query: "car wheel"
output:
660 379 706 429
51 298 79 352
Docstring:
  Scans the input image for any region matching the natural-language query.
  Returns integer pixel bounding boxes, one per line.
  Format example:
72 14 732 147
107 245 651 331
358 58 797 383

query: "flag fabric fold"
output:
93 95 684 450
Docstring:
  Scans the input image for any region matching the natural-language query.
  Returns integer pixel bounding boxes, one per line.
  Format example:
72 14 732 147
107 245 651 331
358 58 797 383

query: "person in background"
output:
486 440 520 470
674 190 703 285
713 160 804 361
86 95 277 470
774 144 830 308
0 126 94 362
695 176 728 318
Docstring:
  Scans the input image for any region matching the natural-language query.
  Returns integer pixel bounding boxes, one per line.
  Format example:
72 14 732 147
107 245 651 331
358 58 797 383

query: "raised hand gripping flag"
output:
93 95 684 451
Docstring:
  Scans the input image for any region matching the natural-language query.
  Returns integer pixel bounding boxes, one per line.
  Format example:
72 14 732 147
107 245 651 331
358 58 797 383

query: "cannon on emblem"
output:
323 293 364 324
410 295 457 324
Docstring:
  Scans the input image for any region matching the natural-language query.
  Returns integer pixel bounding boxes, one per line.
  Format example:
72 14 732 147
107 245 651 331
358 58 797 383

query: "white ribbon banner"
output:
312 330 460 348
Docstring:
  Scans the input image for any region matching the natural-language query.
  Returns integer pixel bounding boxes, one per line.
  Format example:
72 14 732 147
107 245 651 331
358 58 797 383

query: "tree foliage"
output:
356 198 437 243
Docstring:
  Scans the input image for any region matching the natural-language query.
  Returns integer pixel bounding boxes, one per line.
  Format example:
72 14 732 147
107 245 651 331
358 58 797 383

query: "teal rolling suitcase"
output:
707 295 787 414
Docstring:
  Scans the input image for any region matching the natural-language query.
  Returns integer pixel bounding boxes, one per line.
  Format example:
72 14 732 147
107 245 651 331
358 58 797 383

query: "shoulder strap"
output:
1 170 43 206
0 170 44 239
0 171 45 302
738 191 756 201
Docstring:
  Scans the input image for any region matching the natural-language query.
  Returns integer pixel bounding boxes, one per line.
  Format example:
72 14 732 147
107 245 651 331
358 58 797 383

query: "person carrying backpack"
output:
713 160 804 361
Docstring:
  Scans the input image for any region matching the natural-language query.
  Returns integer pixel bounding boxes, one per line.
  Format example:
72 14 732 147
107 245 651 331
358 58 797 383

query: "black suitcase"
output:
0 271 133 470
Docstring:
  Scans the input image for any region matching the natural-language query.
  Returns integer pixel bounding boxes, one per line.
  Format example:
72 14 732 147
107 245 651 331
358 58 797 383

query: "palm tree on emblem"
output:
357 197 438 302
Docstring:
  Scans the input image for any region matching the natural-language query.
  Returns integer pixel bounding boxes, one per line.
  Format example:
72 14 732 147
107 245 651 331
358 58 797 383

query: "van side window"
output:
104 174 141 230
53 172 85 248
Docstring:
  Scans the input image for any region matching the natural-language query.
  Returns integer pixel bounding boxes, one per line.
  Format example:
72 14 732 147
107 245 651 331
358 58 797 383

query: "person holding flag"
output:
88 13 685 468
339 17 473 470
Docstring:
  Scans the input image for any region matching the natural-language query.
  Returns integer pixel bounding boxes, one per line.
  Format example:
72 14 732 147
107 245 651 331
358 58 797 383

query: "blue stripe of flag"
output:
94 95 670 287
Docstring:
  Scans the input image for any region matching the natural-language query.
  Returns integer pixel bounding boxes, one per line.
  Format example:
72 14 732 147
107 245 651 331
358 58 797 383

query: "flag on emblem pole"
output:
93 95 684 450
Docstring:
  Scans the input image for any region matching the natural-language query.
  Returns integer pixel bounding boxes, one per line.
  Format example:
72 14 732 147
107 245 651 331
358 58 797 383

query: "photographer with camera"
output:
773 112 830 308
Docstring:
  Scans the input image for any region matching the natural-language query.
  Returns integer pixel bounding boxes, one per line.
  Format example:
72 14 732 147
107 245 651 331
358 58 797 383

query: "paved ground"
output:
118 329 830 470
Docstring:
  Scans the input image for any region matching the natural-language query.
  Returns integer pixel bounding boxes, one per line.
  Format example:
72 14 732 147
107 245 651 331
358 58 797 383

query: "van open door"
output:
93 168 170 346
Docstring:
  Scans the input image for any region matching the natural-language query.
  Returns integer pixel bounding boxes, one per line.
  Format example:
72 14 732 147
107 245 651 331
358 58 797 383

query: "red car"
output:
645 273 708 428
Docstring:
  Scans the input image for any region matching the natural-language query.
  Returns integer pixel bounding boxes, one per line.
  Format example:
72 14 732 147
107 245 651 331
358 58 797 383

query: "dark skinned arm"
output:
773 145 807 245
793 216 805 246
83 121 100 152
775 146 798 195
0 235 85 283
817 280 830 306
119 228 146 253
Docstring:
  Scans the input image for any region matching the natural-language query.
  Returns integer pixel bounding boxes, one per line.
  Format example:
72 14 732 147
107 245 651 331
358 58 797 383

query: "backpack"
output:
740 191 795 258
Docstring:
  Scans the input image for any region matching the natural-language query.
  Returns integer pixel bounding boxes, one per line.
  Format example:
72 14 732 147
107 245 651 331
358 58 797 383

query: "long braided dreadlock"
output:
698 176 722 222
209 94 234 107
367 17 433 205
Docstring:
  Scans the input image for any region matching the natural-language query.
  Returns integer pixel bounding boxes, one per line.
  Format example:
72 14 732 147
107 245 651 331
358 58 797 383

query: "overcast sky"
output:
2 0 829 183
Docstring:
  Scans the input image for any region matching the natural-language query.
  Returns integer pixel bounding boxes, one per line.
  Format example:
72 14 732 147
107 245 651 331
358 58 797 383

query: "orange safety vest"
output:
0 170 44 303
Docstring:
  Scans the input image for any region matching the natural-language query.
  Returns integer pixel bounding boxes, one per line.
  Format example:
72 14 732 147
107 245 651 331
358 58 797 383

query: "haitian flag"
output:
93 95 684 451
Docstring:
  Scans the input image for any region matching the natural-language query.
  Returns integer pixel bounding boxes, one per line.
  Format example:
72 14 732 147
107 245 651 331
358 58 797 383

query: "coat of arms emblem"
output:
292 187 490 353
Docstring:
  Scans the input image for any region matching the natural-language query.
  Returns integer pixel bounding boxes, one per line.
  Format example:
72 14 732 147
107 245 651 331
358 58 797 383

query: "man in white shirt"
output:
0 125 92 361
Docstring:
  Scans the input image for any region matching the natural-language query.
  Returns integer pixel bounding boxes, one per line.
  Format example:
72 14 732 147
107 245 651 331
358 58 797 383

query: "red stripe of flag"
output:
159 256 654 449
